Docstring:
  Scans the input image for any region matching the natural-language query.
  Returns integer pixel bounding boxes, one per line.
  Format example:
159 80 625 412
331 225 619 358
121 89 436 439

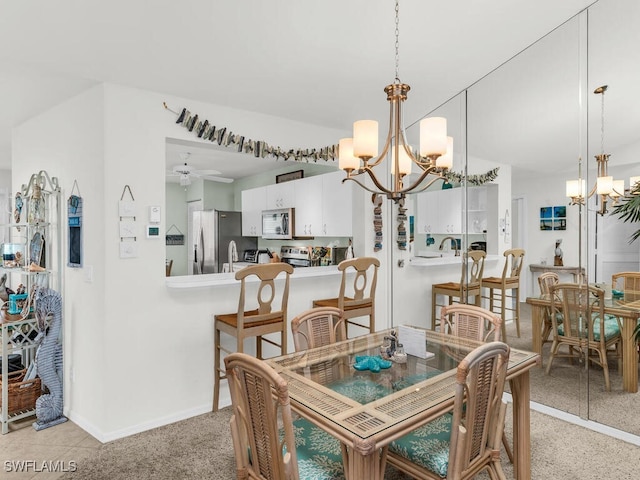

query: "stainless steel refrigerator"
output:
192 210 257 274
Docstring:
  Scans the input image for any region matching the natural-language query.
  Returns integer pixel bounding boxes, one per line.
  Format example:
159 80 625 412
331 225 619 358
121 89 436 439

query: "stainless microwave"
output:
261 208 294 239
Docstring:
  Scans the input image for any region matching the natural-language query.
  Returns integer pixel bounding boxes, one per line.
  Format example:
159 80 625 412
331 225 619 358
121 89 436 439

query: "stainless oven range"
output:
280 246 311 268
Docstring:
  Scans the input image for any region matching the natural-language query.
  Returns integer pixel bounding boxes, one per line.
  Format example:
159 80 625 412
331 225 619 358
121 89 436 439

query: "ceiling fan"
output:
167 153 234 186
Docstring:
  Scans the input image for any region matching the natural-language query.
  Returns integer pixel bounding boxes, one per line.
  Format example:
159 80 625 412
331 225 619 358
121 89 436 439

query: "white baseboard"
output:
66 403 214 444
502 392 640 446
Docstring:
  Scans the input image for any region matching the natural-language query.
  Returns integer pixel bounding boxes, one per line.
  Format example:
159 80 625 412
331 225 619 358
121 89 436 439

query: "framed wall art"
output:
540 205 566 231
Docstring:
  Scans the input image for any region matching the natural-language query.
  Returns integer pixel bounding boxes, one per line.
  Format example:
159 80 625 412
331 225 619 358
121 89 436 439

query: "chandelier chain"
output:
600 88 605 155
394 0 400 82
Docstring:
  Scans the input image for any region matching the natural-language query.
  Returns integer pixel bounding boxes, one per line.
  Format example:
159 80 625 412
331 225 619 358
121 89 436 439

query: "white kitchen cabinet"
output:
293 171 353 237
321 170 353 237
241 186 266 236
417 185 495 235
293 176 322 236
416 187 462 234
266 181 295 209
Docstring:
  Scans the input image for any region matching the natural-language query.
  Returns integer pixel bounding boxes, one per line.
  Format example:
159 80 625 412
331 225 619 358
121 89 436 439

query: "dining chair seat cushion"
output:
285 417 346 479
388 413 453 478
557 313 620 342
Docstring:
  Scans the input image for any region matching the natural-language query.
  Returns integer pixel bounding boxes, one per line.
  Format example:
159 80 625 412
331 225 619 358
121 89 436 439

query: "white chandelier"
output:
566 85 640 215
338 0 451 204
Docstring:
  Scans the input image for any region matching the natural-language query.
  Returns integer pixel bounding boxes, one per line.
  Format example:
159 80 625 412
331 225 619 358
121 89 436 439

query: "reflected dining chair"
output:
538 271 560 344
431 251 486 332
440 303 513 463
482 248 525 340
612 271 640 302
225 352 346 480
312 257 380 336
213 263 293 411
387 341 511 480
546 283 622 391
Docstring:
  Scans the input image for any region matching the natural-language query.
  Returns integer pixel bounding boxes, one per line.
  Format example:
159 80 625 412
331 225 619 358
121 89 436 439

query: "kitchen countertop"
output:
409 254 501 267
166 264 341 288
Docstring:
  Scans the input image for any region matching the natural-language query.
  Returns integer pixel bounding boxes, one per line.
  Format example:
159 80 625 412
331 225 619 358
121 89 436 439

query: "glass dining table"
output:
266 327 540 480
527 286 640 393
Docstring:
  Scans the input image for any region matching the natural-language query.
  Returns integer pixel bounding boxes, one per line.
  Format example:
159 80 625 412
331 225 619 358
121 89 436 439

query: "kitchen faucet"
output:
439 236 460 256
228 240 238 272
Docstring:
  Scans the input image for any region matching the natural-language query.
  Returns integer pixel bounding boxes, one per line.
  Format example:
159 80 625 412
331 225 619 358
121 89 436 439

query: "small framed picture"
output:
276 170 304 184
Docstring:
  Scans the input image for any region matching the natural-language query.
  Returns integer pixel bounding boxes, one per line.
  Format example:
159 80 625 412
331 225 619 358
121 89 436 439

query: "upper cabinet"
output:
416 185 496 236
241 170 352 238
320 170 353 237
266 181 295 209
241 186 266 236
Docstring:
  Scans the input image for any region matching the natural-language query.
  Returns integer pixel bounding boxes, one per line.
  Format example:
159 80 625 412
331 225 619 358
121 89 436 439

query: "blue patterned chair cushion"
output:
388 413 453 478
290 417 346 479
557 313 620 341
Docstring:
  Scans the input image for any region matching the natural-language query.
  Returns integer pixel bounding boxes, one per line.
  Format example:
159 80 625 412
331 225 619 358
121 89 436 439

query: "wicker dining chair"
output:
440 303 502 343
431 251 486 332
312 257 380 336
225 352 346 480
440 303 512 463
213 263 293 412
612 271 640 302
387 341 511 480
291 306 347 351
546 283 622 391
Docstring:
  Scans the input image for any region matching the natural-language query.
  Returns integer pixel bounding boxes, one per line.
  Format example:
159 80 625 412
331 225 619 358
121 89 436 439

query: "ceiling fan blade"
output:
201 175 234 184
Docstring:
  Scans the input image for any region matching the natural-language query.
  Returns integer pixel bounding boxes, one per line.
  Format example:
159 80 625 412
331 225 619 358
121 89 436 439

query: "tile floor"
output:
0 416 100 479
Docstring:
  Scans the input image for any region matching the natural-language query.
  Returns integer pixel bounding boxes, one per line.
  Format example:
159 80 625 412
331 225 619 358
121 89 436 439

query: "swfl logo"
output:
4 460 78 472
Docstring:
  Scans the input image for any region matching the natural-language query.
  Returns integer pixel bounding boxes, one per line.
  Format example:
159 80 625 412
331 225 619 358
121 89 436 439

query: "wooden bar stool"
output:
431 251 486 332
312 257 379 336
482 248 525 340
213 263 293 411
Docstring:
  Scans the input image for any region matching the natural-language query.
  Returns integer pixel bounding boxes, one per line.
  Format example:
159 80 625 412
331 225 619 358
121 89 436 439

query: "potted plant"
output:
611 181 640 343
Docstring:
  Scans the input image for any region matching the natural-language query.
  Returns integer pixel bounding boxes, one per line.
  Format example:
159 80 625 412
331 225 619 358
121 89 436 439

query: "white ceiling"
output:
0 0 610 177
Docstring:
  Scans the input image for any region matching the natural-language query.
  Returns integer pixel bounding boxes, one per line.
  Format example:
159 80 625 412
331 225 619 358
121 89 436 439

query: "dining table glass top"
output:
267 327 538 441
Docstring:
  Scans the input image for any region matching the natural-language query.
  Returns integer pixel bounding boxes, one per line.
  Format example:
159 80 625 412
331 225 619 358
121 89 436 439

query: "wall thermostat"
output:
149 205 161 224
146 225 160 239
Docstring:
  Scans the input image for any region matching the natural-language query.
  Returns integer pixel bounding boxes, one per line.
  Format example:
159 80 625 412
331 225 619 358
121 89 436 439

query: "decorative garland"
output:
164 103 338 163
442 167 500 186
163 102 500 185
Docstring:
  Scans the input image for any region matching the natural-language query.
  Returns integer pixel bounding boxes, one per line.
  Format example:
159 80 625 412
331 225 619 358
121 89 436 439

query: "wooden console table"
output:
529 264 585 296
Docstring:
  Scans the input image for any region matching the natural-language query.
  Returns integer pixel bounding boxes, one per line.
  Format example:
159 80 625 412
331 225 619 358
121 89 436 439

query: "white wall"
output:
13 83 385 441
12 85 107 432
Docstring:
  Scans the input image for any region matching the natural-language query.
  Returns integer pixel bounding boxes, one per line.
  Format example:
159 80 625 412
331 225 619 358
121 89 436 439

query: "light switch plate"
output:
149 205 161 224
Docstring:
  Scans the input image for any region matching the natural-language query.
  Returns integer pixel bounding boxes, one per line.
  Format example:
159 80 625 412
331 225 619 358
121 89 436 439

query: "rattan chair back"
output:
225 352 300 480
441 303 502 342
291 306 347 351
612 271 640 302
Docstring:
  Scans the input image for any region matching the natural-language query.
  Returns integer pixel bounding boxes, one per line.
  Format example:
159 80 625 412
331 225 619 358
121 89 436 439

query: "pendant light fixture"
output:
338 0 451 203
566 85 632 215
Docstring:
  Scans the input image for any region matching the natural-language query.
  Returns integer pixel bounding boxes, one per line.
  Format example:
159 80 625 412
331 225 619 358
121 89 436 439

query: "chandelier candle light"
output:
566 85 638 215
339 0 451 203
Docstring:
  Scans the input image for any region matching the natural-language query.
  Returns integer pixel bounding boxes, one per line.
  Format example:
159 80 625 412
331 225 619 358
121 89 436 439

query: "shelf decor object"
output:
32 287 67 431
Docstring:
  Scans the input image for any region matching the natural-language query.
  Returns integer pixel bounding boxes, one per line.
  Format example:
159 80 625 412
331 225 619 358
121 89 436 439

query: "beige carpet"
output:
57 406 640 479
507 303 640 436
58 308 640 479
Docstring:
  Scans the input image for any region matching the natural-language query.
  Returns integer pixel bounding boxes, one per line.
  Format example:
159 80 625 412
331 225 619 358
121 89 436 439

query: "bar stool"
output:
482 248 525 340
213 263 293 411
312 257 379 336
431 251 486 332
